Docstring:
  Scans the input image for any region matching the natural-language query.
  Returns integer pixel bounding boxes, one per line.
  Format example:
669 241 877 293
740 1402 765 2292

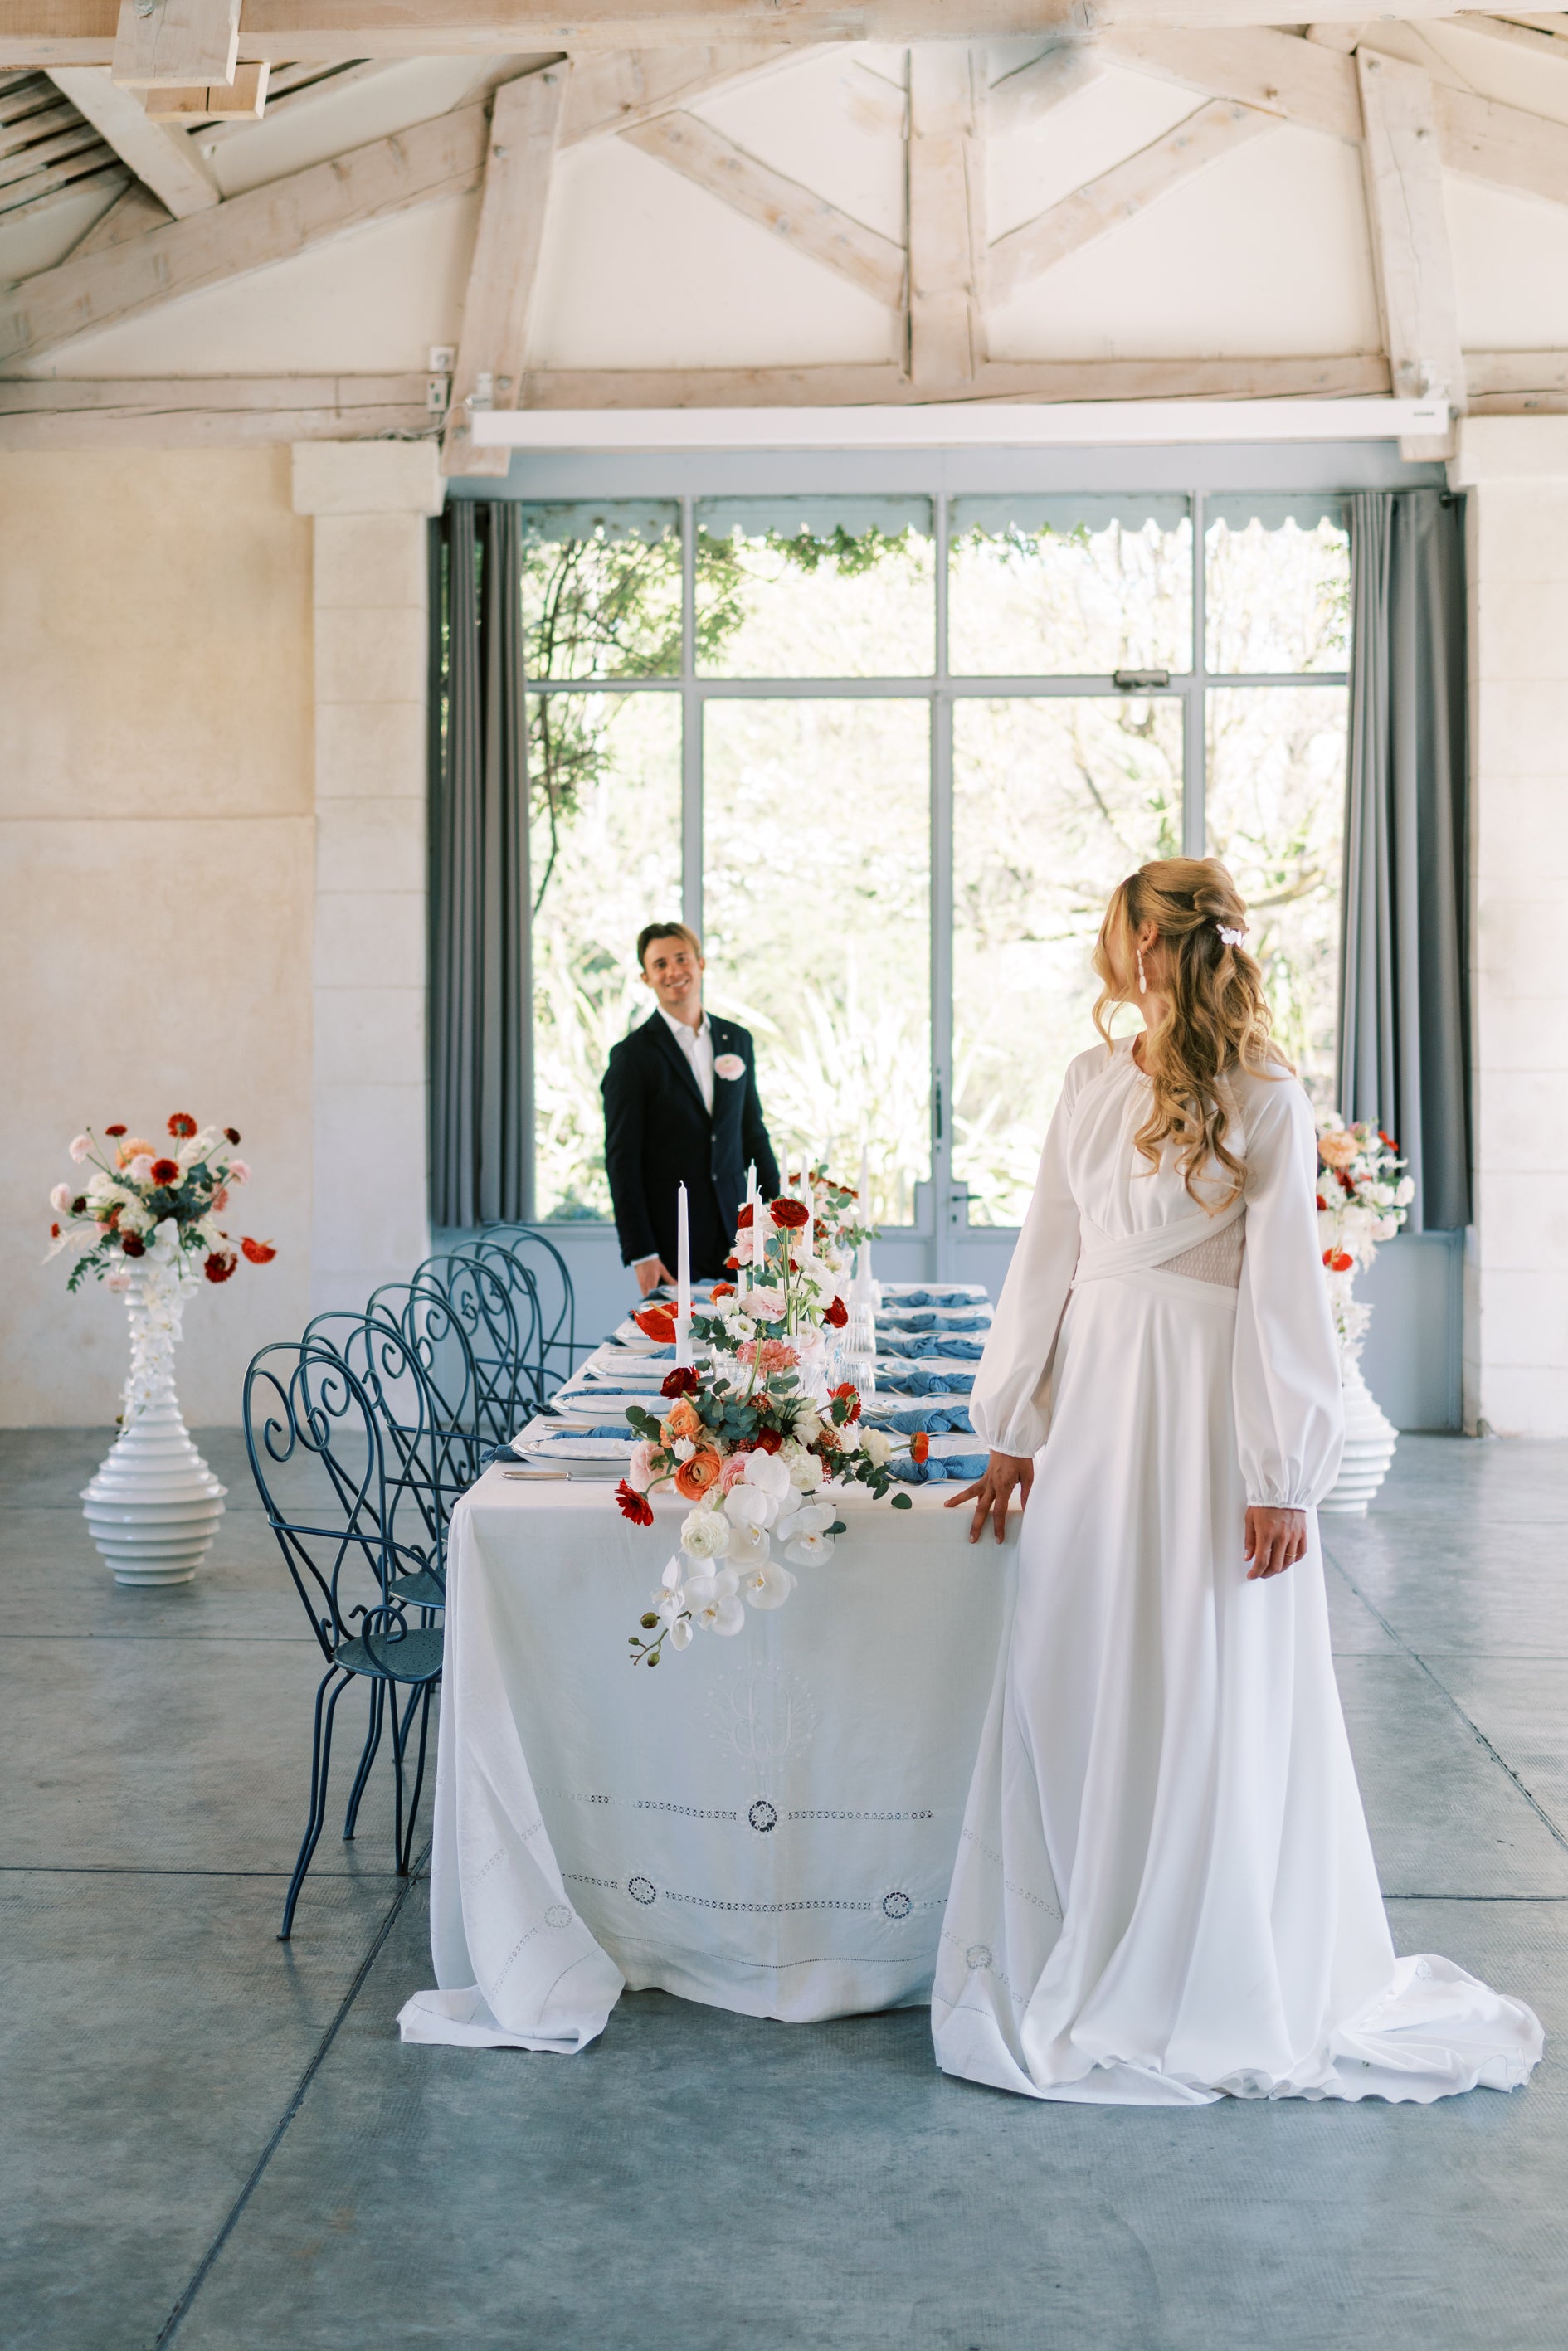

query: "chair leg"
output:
342 1677 385 1842
397 1682 436 1876
280 1666 352 1941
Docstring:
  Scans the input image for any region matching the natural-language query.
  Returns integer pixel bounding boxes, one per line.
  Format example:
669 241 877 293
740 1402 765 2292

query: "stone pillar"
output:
1451 418 1568 1435
292 443 442 1313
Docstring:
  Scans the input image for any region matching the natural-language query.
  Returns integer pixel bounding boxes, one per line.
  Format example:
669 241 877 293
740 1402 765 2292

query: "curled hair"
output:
1092 858 1287 1205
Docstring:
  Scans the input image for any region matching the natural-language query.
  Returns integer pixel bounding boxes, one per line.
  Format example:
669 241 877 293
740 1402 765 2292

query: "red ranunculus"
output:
771 1197 810 1229
120 1234 145 1258
709 1281 737 1300
736 1202 753 1229
830 1380 861 1423
1323 1249 1354 1273
225 1127 241 1145
634 1304 679 1345
71 1196 86 1215
50 1222 59 1239
150 1157 180 1186
168 1112 197 1139
724 1254 739 1271
911 1430 930 1463
750 1427 783 1454
241 1238 277 1264
1315 1195 1328 1211
616 1480 655 1526
203 1250 237 1283
105 1124 127 1138
823 1296 849 1329
661 1365 699 1398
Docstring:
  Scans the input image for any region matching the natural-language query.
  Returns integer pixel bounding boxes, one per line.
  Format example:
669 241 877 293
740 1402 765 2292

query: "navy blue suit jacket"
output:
601 1011 781 1276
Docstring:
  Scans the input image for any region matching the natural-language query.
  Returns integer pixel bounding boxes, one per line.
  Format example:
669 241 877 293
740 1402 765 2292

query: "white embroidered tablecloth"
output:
398 1473 1015 2052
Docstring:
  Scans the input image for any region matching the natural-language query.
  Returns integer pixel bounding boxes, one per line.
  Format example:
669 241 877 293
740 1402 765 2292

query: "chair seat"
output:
336 1626 444 1684
389 1566 446 1611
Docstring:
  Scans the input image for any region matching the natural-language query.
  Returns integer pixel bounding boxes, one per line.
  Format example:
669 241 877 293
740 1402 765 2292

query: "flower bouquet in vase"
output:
616 1185 910 1665
1316 1117 1414 1516
47 1117 276 1584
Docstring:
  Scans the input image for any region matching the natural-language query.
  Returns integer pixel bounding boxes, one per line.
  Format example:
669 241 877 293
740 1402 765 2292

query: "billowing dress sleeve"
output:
970 1057 1088 1459
1233 1074 1344 1508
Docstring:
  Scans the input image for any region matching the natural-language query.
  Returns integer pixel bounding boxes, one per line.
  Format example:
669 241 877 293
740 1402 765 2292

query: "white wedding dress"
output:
932 1038 1543 2105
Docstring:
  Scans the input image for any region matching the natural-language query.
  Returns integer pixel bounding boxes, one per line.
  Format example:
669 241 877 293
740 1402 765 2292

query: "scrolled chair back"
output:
242 1337 397 1661
472 1222 580 1396
407 1250 537 1446
298 1307 466 1599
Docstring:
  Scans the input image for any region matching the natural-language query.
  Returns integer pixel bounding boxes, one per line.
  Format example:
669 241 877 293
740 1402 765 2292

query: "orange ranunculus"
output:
117 1136 156 1169
662 1398 701 1442
674 1448 722 1501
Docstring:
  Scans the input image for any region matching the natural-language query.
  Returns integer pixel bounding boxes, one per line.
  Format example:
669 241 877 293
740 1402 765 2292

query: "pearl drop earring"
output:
1137 947 1147 996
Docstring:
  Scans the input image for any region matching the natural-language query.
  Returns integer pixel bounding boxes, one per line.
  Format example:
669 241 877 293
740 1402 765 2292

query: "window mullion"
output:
680 494 702 937
1184 487 1206 859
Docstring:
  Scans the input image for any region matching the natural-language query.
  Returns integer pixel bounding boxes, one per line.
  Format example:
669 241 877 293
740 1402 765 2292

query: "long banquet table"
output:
397 1294 1015 2054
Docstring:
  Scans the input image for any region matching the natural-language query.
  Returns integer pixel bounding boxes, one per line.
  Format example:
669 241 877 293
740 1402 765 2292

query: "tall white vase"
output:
1320 1269 1398 1517
80 1254 226 1585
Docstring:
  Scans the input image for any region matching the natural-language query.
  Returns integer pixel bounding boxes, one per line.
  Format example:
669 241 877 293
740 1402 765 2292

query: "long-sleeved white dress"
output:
932 1038 1543 2104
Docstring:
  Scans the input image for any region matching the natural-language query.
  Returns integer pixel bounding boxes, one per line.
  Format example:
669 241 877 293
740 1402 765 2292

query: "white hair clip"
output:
1215 922 1245 947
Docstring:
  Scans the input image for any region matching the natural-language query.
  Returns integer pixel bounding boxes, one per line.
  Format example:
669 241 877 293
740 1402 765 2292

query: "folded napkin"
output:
873 1369 976 1397
889 1453 989 1484
879 1287 988 1308
878 1312 991 1334
878 1334 987 1360
869 1406 975 1435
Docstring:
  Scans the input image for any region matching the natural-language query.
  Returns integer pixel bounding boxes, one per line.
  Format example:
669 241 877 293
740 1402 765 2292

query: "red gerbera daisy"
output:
224 1127 241 1145
168 1113 197 1139
150 1158 180 1186
830 1381 862 1423
615 1480 655 1526
203 1250 237 1283
241 1237 277 1264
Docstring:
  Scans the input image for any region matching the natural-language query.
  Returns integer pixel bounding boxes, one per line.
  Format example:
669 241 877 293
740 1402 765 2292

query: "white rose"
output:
778 1437 806 1466
679 1508 731 1561
859 1427 892 1468
791 1406 823 1444
672 1436 697 1462
118 1201 153 1237
788 1450 825 1492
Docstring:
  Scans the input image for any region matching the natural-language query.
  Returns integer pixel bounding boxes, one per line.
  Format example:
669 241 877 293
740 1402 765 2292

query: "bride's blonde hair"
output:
1093 857 1285 1205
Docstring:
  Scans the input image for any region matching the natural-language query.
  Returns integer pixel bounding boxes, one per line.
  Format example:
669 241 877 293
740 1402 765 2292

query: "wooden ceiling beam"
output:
46 65 219 212
441 62 567 476
0 1 1493 73
990 96 1276 304
621 108 904 307
989 41 1103 139
110 0 240 88
908 46 986 392
1356 46 1463 451
0 96 488 364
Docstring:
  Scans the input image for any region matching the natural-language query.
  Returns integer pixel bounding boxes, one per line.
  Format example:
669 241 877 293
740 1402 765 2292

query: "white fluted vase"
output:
81 1254 226 1585
1321 1273 1398 1516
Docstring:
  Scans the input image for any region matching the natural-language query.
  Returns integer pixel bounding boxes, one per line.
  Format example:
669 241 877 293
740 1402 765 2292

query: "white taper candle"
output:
675 1182 693 1367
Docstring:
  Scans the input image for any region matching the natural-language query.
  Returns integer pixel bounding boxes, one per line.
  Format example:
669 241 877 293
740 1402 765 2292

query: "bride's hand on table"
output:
947 1452 1035 1545
1244 1505 1307 1580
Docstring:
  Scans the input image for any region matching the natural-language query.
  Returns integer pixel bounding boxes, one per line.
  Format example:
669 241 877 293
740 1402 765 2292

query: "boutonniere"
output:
713 1053 746 1083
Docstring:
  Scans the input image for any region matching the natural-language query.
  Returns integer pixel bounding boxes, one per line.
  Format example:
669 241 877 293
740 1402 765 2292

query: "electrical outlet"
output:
428 345 455 374
426 377 450 415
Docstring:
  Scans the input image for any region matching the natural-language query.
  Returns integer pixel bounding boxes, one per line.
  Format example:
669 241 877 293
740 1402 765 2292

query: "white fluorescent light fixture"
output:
470 397 1449 453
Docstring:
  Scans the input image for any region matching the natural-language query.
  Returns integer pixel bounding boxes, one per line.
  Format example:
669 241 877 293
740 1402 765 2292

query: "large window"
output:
515 486 1351 1233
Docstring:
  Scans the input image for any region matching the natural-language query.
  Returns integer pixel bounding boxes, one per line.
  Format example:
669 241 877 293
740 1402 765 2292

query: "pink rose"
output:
629 1439 658 1487
713 1053 745 1083
49 1184 71 1212
227 1159 251 1185
718 1453 751 1495
128 1154 155 1183
69 1134 91 1163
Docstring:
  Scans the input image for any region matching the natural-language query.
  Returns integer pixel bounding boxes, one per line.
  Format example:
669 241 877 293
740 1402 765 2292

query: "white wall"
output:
0 450 315 1425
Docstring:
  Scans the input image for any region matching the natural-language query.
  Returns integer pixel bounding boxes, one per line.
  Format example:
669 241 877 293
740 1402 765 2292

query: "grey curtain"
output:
1337 489 1470 1232
429 500 534 1227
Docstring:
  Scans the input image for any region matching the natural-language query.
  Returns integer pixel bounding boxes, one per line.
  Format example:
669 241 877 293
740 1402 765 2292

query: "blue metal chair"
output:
407 1250 540 1451
243 1339 443 1940
474 1223 582 1396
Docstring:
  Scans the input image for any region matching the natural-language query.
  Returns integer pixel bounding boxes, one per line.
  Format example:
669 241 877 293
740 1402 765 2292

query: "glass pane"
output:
949 494 1192 677
952 697 1184 1226
1205 511 1351 675
520 499 682 680
529 693 682 1219
704 699 930 1224
1205 685 1348 1107
694 495 935 677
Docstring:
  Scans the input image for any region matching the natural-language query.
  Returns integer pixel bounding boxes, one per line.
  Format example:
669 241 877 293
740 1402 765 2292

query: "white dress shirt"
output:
660 1005 715 1113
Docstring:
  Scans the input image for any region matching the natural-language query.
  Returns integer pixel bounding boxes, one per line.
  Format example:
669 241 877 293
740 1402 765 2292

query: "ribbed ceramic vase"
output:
1321 1283 1399 1517
80 1258 226 1585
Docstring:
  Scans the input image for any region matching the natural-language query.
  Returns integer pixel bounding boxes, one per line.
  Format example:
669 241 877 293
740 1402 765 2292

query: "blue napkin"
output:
884 1288 985 1309
889 1453 989 1484
875 1407 975 1435
879 1311 991 1334
878 1334 986 1360
874 1369 976 1396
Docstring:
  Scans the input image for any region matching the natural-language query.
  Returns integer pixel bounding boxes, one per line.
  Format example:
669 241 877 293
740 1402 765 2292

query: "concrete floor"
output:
3 1431 1565 2351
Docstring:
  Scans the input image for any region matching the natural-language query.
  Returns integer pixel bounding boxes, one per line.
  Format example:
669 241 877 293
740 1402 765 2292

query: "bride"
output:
933 858 1543 2105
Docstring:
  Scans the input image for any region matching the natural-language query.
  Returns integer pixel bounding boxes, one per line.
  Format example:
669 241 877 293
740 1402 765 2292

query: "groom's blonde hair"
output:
1092 858 1285 1206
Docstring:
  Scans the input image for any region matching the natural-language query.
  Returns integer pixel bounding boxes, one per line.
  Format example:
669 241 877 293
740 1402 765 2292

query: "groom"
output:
602 922 781 1296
